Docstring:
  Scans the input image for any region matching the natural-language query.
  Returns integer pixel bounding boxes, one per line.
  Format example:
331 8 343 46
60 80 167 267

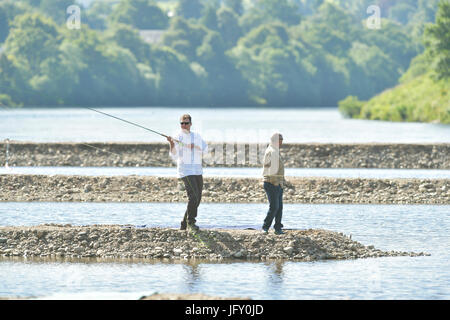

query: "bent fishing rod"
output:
1 104 200 153
85 107 170 139
0 104 174 141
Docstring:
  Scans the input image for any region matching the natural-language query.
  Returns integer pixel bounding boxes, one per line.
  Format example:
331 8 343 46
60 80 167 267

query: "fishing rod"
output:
0 103 174 141
0 105 126 158
1 104 200 154
85 107 172 140
84 107 201 150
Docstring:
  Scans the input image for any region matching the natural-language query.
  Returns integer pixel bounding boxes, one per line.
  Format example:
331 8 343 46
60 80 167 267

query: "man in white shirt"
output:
167 114 208 232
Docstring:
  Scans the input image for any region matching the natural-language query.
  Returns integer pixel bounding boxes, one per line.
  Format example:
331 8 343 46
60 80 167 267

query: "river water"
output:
0 203 449 299
1 166 450 179
1 107 450 143
0 107 449 300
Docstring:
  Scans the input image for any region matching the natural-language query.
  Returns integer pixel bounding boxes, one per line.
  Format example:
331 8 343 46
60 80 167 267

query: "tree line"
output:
0 0 441 107
338 0 449 124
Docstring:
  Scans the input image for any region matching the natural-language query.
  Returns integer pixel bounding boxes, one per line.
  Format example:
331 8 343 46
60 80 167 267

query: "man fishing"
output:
167 114 208 232
83 108 208 231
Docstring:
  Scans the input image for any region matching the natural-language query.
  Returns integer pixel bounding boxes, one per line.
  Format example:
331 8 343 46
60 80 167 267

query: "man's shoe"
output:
274 229 285 235
262 228 269 234
187 223 200 232
180 222 187 230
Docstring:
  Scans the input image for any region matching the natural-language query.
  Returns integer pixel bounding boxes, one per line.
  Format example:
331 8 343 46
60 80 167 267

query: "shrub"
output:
338 95 364 118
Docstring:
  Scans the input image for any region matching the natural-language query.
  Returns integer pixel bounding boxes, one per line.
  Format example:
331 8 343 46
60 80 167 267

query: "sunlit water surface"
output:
0 203 449 299
1 107 449 143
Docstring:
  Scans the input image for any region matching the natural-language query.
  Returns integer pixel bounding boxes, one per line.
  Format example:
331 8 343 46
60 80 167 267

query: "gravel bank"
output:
0 225 428 261
0 175 448 204
1 142 449 169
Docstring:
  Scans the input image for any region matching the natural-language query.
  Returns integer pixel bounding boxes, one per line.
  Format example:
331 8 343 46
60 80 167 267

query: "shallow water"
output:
1 107 449 143
0 203 449 299
1 107 449 299
2 166 450 179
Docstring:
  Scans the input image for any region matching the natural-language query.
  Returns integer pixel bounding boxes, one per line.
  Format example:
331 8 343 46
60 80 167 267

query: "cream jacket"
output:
262 144 285 186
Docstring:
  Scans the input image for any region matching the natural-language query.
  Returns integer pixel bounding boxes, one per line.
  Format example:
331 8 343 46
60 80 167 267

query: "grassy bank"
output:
339 72 449 124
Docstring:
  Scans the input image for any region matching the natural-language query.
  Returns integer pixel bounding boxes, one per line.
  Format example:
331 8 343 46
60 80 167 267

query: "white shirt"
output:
169 131 208 178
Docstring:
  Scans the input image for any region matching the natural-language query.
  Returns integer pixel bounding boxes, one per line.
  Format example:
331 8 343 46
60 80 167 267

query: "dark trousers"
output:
263 182 284 231
180 175 203 227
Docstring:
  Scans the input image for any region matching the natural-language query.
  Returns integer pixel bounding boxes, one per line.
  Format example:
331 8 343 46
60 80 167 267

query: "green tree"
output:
105 24 151 63
338 95 363 118
0 7 8 43
241 0 301 32
19 0 42 8
111 0 169 29
255 0 301 25
217 7 242 49
60 26 155 106
0 54 27 105
224 0 244 16
230 23 317 106
290 2 361 65
177 0 204 20
309 52 349 105
200 3 219 31
348 41 399 98
389 2 416 25
0 1 29 43
197 31 249 105
39 0 75 25
163 17 209 61
425 0 450 79
0 93 16 107
4 13 60 77
84 0 117 30
148 46 203 105
362 19 418 72
3 13 75 105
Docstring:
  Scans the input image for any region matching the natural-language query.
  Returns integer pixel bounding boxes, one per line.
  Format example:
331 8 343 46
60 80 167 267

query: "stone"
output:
74 247 84 254
233 251 243 258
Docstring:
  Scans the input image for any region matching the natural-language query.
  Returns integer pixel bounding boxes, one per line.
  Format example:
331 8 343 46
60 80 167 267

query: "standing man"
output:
167 114 208 232
262 132 285 235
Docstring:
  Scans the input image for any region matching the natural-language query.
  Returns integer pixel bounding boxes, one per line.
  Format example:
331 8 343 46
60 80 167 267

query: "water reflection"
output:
182 263 202 291
265 261 285 298
1 204 449 299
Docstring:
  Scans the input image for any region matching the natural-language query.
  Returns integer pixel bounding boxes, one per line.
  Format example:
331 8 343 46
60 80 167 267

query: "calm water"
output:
2 166 450 179
1 107 449 299
0 203 449 299
1 107 449 143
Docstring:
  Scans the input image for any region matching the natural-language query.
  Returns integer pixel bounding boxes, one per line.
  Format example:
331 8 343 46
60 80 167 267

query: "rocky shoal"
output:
1 142 449 169
0 225 429 261
0 175 448 204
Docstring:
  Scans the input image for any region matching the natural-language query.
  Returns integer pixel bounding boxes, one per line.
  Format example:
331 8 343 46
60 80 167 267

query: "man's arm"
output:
167 136 177 156
263 149 271 169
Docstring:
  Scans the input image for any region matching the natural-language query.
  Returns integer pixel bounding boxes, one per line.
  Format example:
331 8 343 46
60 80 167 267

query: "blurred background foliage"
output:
0 0 448 123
